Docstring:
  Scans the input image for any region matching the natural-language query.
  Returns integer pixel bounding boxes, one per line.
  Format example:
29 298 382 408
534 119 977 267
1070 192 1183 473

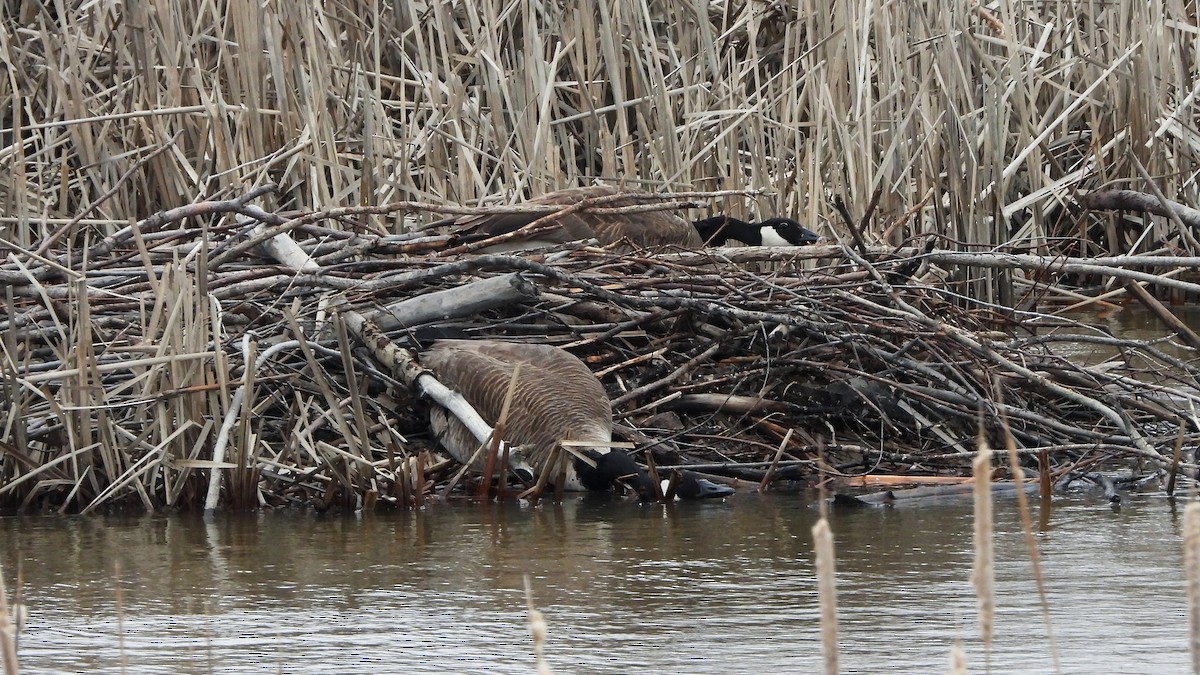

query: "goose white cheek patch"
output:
759 226 793 246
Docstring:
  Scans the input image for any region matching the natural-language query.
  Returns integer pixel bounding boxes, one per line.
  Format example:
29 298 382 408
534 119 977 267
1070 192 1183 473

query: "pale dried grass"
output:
2 1 1197 256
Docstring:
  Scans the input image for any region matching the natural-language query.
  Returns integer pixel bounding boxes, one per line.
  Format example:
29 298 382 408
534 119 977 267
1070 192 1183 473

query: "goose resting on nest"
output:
434 185 819 252
421 339 734 501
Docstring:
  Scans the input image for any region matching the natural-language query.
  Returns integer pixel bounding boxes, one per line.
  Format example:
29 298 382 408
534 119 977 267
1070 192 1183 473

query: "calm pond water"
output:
0 490 1190 674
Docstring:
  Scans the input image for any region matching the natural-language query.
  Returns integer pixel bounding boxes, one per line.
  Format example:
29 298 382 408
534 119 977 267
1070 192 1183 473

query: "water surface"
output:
1 490 1190 674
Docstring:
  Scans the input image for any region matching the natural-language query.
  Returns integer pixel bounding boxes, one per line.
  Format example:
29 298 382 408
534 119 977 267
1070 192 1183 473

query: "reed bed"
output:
3 2 1200 264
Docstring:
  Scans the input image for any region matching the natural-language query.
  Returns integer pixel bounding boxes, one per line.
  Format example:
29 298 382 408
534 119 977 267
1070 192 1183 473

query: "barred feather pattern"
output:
448 185 703 250
422 340 614 490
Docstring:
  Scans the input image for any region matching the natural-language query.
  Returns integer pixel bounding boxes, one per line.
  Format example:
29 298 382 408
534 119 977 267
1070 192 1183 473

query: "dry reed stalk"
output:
970 431 994 669
1186 502 1200 675
478 364 521 499
644 449 664 501
812 517 839 675
524 575 553 675
415 451 428 507
1038 448 1052 525
518 446 561 504
2 0 1196 264
1000 411 1061 671
1170 422 1187 497
0 565 17 675
758 427 793 492
114 561 126 674
948 638 968 675
439 433 495 502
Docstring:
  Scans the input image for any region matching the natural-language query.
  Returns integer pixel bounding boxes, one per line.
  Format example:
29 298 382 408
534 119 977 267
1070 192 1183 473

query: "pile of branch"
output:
2 189 1200 512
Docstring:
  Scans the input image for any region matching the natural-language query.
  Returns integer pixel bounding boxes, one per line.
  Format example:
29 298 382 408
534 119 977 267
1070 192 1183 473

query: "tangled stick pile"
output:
2 190 1198 512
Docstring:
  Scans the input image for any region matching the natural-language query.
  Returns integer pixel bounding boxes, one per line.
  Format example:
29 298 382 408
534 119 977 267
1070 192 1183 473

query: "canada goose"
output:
692 216 820 247
435 185 818 251
421 339 658 500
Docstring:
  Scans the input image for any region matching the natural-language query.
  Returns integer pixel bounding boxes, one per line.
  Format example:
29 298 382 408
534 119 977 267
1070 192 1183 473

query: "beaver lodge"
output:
2 186 1200 513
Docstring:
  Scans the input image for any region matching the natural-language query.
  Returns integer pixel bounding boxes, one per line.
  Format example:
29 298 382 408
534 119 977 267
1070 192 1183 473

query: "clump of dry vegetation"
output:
6 2 1200 253
3 2 1200 512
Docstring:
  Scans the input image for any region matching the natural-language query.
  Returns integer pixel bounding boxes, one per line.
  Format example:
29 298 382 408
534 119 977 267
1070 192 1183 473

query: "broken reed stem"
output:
479 364 521 499
1169 421 1187 497
518 446 561 503
948 639 968 675
554 451 568 502
1186 502 1200 675
415 452 428 506
497 446 511 499
812 517 839 675
0 565 17 675
758 428 793 492
439 436 494 501
816 438 829 521
392 441 410 506
1001 413 1061 670
663 471 679 502
644 449 665 501
115 561 127 674
524 575 553 675
1038 448 1053 524
971 432 995 670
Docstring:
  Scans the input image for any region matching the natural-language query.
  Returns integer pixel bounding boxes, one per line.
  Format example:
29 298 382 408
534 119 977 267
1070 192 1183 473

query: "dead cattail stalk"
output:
1038 448 1052 527
759 428 794 492
1169 422 1187 497
644 449 664 502
948 638 968 674
812 517 839 675
115 561 127 674
662 470 679 502
0 565 18 675
524 576 553 675
415 452 428 506
518 446 561 504
970 427 994 669
479 365 521 499
439 435 495 502
1001 413 1061 670
1185 502 1200 674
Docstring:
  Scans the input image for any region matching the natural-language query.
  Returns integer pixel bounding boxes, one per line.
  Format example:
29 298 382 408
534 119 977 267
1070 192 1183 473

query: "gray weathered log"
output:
365 273 538 330
1079 188 1200 230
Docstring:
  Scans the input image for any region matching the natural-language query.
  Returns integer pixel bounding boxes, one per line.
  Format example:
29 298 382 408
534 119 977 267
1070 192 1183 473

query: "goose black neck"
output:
576 450 657 501
692 216 761 246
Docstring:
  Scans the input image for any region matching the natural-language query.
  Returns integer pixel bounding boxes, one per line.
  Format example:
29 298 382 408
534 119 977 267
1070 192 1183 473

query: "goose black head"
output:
575 450 658 501
663 471 737 500
692 216 819 247
757 218 820 246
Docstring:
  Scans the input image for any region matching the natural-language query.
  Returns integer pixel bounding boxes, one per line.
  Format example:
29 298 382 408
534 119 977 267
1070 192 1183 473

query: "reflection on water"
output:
1040 304 1200 367
0 492 1190 674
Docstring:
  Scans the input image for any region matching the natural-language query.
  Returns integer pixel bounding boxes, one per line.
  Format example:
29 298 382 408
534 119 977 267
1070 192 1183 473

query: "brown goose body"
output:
443 185 703 251
422 339 646 494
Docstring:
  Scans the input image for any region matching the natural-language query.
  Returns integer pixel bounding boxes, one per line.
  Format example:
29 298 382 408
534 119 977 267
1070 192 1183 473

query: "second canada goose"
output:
421 339 658 500
436 185 819 252
692 216 821 247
